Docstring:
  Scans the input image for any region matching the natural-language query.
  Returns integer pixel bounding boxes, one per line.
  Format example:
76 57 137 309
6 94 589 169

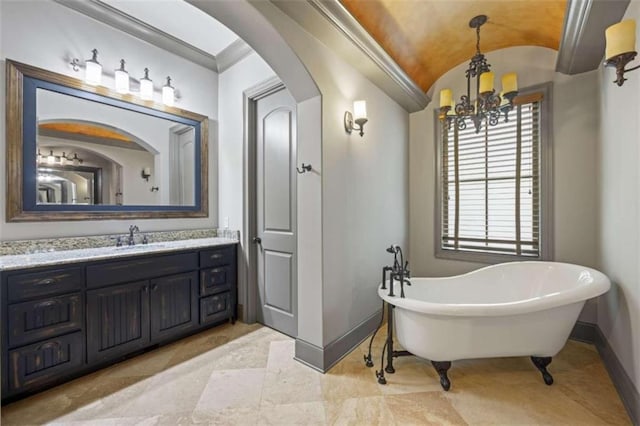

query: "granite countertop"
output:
0 237 238 271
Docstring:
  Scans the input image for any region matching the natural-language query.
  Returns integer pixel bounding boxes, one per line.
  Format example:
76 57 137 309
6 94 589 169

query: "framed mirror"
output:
6 59 209 221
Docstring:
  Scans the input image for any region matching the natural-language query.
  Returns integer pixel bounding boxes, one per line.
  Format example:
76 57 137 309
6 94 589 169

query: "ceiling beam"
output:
556 0 630 74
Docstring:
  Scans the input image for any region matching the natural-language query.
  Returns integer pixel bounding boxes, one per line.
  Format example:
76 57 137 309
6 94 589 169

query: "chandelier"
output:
439 15 519 133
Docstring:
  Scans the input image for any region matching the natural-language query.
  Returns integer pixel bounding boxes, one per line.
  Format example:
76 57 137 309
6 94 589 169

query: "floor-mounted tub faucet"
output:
385 245 411 298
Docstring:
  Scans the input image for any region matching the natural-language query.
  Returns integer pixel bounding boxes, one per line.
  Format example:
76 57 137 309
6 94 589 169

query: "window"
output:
435 83 553 262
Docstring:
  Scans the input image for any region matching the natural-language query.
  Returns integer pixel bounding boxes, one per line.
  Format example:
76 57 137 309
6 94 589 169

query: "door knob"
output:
252 237 262 244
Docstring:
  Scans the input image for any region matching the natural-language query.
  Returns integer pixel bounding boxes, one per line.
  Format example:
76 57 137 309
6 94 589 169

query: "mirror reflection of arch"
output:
36 89 197 206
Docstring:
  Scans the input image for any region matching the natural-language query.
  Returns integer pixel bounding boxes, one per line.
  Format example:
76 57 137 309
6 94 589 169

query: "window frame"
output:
434 82 554 263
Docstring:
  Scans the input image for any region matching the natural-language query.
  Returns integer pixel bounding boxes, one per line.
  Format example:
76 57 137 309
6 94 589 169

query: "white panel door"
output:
256 87 297 337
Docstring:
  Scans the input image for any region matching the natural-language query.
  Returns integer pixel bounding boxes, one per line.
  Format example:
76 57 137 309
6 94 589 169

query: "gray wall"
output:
258 6 410 346
597 0 640 393
409 46 600 322
0 0 219 241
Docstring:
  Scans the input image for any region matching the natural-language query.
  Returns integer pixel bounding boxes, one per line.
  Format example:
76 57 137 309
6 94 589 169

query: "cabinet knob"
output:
252 237 262 244
142 285 148 292
151 284 158 291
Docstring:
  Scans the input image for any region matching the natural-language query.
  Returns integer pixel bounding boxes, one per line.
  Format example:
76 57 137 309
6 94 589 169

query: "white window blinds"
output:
441 95 541 257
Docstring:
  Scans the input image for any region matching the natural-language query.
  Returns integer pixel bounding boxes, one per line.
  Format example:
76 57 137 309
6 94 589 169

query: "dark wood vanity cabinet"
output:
1 243 237 402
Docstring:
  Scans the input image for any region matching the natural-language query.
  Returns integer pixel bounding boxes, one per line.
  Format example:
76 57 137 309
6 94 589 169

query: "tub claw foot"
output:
531 356 554 385
364 354 374 368
385 365 395 374
431 361 452 391
375 370 387 384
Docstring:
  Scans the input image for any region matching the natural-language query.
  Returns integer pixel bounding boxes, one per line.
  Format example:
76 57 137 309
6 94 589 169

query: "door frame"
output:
241 76 290 324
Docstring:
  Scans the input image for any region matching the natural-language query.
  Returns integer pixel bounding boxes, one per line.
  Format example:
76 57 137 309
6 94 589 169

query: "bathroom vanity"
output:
0 239 237 402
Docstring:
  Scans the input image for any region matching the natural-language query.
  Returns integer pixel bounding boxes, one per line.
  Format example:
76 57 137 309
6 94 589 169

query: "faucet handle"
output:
110 235 123 247
142 234 148 245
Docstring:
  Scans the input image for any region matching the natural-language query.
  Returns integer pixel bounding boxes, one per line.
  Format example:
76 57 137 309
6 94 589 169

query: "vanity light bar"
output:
69 49 177 106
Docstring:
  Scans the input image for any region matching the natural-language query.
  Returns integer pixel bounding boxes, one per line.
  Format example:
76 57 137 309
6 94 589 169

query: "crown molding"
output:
556 0 629 74
54 0 219 71
217 38 254 73
272 0 428 112
308 0 429 111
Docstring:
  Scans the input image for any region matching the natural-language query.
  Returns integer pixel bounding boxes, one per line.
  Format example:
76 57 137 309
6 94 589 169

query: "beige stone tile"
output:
558 363 631 425
322 359 384 402
195 368 266 413
257 401 326 425
378 358 443 395
97 344 179 379
385 392 468 425
48 375 155 422
125 364 212 417
324 396 396 425
261 364 323 406
445 381 613 425
266 340 297 370
191 407 259 425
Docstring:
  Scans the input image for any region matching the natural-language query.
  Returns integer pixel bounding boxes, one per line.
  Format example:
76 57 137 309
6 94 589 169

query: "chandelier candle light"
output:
439 15 518 133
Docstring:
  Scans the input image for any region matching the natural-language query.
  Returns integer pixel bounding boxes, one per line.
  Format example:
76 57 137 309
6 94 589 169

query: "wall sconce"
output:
141 167 151 181
140 68 154 101
114 59 129 94
604 19 640 86
344 100 368 137
162 77 175 107
84 49 102 86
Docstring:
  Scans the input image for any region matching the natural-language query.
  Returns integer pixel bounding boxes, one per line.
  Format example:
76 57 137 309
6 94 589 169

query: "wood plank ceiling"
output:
339 0 568 93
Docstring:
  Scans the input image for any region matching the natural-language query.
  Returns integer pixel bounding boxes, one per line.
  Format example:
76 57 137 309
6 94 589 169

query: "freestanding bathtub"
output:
378 261 610 390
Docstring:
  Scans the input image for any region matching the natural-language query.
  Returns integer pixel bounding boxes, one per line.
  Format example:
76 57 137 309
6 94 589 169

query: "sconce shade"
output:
353 100 367 121
479 71 494 93
440 89 452 108
162 76 174 106
84 49 102 86
114 59 129 94
140 68 153 101
606 20 636 60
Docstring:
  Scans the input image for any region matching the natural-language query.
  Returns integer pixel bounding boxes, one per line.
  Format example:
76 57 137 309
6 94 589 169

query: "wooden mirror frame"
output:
6 60 209 222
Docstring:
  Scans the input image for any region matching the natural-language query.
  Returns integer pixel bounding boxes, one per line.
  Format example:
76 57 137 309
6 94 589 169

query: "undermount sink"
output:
114 244 166 251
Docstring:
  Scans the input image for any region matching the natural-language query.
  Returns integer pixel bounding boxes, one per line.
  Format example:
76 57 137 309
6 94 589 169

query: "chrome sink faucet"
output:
128 225 140 246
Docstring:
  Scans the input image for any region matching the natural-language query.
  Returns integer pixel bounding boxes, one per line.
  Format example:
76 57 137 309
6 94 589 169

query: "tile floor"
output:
1 321 631 425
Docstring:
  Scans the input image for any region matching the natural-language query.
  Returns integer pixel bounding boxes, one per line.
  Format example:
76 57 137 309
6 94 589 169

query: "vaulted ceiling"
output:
339 0 567 93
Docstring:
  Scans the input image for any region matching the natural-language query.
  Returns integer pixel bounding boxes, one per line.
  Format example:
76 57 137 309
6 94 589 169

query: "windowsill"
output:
434 248 544 265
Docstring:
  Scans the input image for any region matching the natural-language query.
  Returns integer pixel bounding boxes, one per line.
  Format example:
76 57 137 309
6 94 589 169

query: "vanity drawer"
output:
7 331 84 394
199 245 235 268
200 266 234 296
7 267 84 303
8 293 83 348
200 292 231 325
86 252 198 288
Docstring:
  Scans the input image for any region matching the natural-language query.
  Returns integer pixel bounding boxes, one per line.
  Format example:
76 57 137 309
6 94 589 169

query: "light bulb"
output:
84 49 102 86
47 150 55 165
60 152 67 166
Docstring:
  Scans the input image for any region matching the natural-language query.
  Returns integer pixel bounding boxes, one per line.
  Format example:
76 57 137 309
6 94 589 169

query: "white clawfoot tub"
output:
378 261 610 389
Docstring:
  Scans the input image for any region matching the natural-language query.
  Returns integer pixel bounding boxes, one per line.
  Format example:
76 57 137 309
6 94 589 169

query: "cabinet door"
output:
8 293 83 348
7 331 84 394
150 272 198 342
87 281 150 364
